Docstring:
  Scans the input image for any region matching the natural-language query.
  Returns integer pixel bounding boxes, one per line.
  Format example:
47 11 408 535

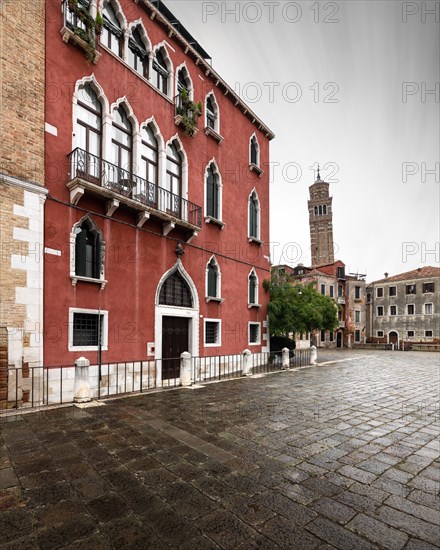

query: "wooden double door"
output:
161 317 189 380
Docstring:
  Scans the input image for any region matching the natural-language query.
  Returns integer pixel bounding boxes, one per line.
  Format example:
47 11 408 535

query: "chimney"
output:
384 272 389 278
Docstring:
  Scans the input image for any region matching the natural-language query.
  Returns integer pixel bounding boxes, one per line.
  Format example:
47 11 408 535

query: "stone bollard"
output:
74 357 91 403
282 347 290 369
242 349 252 376
180 351 192 386
310 345 318 366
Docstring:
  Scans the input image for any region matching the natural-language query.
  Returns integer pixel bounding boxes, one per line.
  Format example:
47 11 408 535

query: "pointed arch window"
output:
75 219 102 279
250 136 260 166
152 48 169 95
76 84 102 180
207 258 219 299
166 142 182 216
249 191 260 240
206 164 220 220
159 271 192 307
140 125 158 206
177 68 190 95
128 26 149 78
314 206 318 216
323 205 327 215
112 106 132 172
206 96 217 130
248 270 258 305
102 2 123 57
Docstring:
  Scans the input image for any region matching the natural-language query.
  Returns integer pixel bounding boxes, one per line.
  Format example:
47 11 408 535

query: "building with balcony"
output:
44 0 274 378
366 267 440 349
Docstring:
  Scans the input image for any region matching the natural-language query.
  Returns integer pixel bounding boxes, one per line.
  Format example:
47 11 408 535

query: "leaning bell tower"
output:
308 167 335 267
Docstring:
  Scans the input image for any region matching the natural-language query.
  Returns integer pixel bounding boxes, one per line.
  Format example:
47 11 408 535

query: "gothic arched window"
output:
159 271 192 307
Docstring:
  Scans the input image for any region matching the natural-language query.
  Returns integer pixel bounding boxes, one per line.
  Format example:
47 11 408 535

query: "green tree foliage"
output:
263 274 338 337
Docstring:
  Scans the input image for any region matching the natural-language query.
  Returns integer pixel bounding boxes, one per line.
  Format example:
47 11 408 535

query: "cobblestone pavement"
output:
1 350 439 549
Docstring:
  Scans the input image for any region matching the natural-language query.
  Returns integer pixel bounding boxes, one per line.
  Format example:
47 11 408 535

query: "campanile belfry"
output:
308 167 335 266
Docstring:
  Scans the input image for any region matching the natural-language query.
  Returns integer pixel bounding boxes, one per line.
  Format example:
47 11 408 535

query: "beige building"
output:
0 1 47 406
366 267 440 349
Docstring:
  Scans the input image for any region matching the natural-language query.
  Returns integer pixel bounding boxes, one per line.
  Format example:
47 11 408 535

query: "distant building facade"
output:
273 172 366 348
366 267 440 348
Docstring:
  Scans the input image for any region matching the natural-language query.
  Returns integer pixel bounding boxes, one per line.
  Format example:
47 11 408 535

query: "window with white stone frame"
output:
68 308 108 351
377 330 384 337
407 330 415 338
425 330 433 338
389 305 397 316
377 306 384 316
407 304 415 315
206 257 222 302
248 322 261 345
424 303 433 315
204 319 221 347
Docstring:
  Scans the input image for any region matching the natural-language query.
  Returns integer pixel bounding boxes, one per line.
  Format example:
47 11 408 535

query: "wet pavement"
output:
1 350 439 549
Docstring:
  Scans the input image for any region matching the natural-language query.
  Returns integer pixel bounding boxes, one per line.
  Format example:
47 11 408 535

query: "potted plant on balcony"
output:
175 88 202 138
68 0 78 11
95 9 103 35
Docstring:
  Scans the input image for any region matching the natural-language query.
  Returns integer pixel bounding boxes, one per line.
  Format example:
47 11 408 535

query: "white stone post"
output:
74 357 91 403
180 351 192 386
242 349 252 376
281 347 290 369
310 346 318 366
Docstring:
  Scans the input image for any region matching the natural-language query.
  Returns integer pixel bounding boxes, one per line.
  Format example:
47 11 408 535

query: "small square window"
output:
377 287 384 298
249 323 260 345
407 304 415 315
390 305 397 316
424 303 433 315
205 320 221 346
423 282 434 293
389 286 397 297
73 313 103 347
377 306 384 316
425 330 433 338
69 308 108 351
406 284 416 295
377 330 384 337
407 330 415 338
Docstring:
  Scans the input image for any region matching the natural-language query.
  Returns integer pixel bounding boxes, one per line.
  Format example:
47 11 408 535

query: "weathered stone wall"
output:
0 0 46 406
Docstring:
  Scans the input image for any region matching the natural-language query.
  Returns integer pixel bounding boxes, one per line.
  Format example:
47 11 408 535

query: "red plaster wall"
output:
44 0 271 365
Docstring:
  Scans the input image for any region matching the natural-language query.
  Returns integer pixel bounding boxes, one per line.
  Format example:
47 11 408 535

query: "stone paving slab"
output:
0 350 439 548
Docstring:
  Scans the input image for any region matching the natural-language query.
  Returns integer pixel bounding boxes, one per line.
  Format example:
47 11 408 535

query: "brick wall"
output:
0 0 46 406
0 0 45 185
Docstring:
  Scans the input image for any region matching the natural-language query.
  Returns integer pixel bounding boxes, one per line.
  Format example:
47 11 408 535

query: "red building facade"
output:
44 0 274 376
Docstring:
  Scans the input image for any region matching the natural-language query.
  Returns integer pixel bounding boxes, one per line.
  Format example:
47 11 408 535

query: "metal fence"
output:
1 350 311 412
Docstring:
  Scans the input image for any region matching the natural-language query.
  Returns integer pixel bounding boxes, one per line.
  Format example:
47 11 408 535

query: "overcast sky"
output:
168 0 439 282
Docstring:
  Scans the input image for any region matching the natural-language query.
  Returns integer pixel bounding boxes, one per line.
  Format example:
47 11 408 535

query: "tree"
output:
263 273 338 338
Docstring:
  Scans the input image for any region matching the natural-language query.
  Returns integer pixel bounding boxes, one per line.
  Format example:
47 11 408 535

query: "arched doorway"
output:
389 331 399 349
155 261 199 383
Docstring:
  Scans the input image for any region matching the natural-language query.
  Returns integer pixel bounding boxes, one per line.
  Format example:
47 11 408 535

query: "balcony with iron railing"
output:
67 148 202 237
